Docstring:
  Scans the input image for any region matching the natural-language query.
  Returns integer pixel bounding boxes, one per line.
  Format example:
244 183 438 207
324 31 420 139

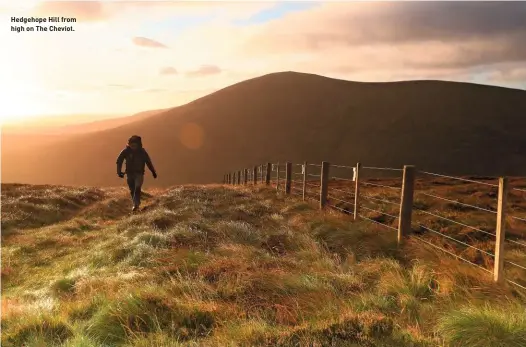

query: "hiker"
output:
116 135 157 212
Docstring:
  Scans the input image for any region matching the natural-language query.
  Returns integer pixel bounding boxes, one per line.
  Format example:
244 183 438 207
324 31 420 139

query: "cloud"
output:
488 67 526 83
159 67 178 76
186 65 222 78
132 37 167 48
241 2 526 72
31 1 107 21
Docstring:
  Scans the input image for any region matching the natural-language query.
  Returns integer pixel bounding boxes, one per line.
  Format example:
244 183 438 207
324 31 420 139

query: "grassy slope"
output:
1 182 526 347
3 72 526 187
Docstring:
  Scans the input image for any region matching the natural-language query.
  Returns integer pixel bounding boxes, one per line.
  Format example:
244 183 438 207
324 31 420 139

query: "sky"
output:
1 1 526 125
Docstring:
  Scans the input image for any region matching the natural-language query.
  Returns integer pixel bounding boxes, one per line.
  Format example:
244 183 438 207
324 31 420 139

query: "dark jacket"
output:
116 146 156 175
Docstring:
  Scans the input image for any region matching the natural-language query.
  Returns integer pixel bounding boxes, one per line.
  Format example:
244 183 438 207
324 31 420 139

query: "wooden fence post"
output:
494 177 509 283
266 162 271 185
354 162 361 220
276 162 280 191
237 170 241 185
302 161 307 201
234 172 237 185
320 161 330 209
285 162 292 194
228 173 231 185
244 169 248 185
253 166 257 185
397 165 416 244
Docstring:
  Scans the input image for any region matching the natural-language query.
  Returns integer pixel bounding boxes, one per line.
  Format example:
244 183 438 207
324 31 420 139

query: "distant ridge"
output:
2 71 526 187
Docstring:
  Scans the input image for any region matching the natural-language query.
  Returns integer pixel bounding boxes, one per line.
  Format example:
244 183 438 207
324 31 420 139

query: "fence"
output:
223 161 526 293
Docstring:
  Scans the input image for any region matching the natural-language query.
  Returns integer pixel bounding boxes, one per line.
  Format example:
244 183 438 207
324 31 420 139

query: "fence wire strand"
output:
330 187 355 195
362 182 402 190
359 214 398 231
505 260 526 272
419 171 498 187
362 195 399 206
416 224 495 257
362 166 403 172
506 279 526 291
507 238 526 248
510 215 526 223
327 195 355 206
413 235 492 273
329 204 354 214
331 164 355 169
360 205 398 219
414 208 496 237
332 177 355 183
418 192 497 214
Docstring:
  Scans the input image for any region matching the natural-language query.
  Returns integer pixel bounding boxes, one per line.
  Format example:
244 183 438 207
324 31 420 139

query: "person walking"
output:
116 135 157 212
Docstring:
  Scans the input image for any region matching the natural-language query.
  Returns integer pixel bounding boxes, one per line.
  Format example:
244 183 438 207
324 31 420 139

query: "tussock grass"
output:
437 304 526 347
2 182 525 346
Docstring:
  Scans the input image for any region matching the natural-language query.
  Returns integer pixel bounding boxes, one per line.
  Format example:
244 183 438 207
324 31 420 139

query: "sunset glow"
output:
1 1 525 125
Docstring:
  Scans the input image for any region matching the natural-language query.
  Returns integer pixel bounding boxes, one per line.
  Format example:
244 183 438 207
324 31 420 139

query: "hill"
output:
1 182 525 346
1 109 167 135
2 71 526 188
42 108 170 135
1 109 168 156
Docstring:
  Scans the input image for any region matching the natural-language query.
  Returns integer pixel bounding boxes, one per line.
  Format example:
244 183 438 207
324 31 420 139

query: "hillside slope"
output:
1 183 525 346
1 108 168 156
2 72 526 187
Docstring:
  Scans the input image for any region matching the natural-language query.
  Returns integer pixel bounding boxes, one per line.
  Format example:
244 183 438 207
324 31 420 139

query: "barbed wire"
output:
418 192 497 214
412 235 492 274
308 163 322 167
308 174 321 178
419 171 499 187
414 208 496 237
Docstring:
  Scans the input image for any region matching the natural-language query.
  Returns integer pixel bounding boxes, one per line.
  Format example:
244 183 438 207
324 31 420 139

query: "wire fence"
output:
223 162 526 292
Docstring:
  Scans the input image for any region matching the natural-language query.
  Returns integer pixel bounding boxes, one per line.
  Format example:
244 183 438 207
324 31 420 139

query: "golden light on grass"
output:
178 122 204 150
2 182 525 346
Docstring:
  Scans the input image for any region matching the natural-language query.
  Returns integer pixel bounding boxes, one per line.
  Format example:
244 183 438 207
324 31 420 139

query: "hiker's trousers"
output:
126 173 144 207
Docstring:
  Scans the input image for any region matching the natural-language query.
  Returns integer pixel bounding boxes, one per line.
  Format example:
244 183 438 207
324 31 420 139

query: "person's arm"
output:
116 148 127 175
144 149 157 177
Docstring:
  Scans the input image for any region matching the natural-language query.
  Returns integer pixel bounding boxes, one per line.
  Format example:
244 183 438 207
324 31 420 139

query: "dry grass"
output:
1 181 525 346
